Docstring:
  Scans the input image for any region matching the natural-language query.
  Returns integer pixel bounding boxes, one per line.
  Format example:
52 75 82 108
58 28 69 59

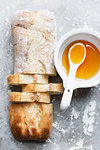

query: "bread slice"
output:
7 74 48 85
22 83 63 94
9 92 50 103
9 103 53 141
12 10 56 76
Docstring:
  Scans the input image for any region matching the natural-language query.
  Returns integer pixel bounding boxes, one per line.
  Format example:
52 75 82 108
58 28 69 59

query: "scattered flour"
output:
5 18 9 23
59 26 63 32
84 24 89 28
95 84 100 91
71 107 80 120
19 17 30 22
82 100 96 136
66 7 69 10
44 0 48 3
53 108 80 134
86 145 93 150
70 107 80 126
95 85 99 88
65 17 70 21
72 24 75 27
53 122 68 134
69 139 83 150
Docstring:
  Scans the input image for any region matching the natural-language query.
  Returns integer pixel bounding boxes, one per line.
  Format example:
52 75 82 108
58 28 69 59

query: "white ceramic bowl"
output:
54 28 100 89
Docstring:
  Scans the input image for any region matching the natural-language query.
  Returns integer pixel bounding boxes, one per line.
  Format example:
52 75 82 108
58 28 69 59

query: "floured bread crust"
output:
12 10 57 76
7 74 48 85
9 103 53 141
9 92 50 103
22 83 63 94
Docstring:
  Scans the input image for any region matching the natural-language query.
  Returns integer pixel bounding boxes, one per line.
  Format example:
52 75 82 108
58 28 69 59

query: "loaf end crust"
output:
9 103 53 141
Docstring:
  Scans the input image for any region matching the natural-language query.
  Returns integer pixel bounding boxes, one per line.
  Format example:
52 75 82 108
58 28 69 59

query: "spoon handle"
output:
60 66 77 111
60 84 74 111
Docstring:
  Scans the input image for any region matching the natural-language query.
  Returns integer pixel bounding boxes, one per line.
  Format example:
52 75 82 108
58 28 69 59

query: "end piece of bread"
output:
9 92 50 103
22 83 63 94
7 74 48 85
9 103 53 141
12 10 56 76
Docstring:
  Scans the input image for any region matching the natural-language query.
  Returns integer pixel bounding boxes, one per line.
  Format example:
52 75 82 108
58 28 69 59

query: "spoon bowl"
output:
68 43 86 67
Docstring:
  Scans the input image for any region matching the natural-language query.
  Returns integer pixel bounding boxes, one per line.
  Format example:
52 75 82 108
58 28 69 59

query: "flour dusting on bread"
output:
12 10 57 75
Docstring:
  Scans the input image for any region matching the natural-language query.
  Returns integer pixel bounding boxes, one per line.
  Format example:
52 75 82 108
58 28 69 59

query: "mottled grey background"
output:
0 0 100 150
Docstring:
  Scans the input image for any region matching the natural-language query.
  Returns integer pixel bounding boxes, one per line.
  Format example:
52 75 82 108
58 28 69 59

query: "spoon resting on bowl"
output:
60 43 86 112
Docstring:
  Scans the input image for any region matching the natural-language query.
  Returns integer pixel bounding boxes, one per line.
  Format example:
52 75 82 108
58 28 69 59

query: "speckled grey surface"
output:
0 0 100 150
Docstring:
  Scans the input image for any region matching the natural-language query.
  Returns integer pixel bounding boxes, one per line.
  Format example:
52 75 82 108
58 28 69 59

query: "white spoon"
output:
60 43 86 112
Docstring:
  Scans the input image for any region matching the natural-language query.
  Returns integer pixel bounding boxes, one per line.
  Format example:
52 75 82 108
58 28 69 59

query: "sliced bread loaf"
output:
7 74 48 85
22 83 63 94
9 92 50 103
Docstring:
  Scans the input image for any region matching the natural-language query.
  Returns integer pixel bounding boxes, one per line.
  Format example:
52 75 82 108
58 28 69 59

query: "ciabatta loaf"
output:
7 74 48 85
9 92 50 103
12 10 56 76
9 103 53 141
22 83 63 94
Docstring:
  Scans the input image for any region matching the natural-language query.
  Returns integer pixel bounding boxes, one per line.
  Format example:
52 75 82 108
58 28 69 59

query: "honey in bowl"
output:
62 40 100 80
